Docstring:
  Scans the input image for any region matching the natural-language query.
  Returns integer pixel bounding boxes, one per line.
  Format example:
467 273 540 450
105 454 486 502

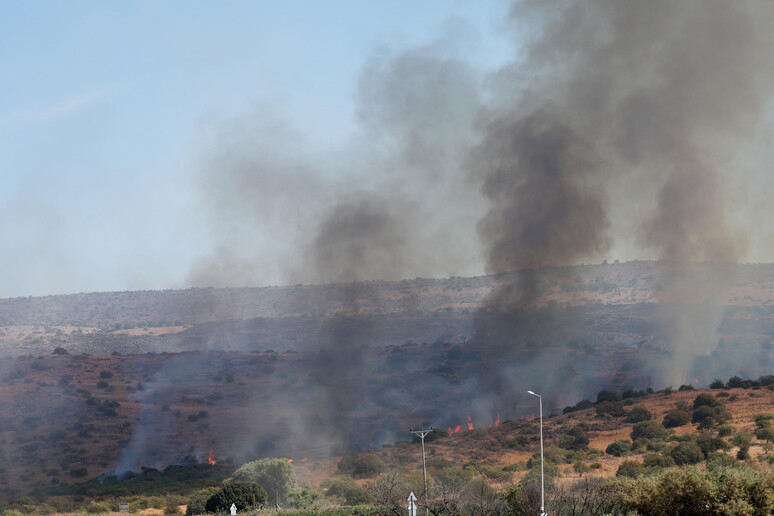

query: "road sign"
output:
407 492 418 516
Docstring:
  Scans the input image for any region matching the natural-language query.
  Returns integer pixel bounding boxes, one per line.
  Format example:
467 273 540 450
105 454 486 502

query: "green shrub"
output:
755 414 774 428
717 425 734 437
755 427 774 442
605 440 631 457
186 487 221 516
662 409 691 428
337 453 385 478
595 401 626 417
625 405 653 423
706 452 738 470
558 425 589 450
693 393 722 409
86 503 111 514
321 476 371 505
616 460 645 478
631 421 668 440
642 453 675 468
670 441 704 465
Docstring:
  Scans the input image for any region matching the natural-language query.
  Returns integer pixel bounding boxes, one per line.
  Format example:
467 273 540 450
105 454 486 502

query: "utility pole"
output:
410 427 431 515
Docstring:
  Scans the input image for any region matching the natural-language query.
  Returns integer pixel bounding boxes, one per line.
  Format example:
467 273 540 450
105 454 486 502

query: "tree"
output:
369 471 410 516
228 458 296 505
205 482 266 513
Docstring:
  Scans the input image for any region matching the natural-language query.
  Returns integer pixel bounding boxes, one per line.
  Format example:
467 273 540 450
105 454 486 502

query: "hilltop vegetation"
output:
3 376 774 515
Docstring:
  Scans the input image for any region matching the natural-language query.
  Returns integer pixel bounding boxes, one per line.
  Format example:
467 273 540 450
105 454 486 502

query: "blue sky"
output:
0 1 512 297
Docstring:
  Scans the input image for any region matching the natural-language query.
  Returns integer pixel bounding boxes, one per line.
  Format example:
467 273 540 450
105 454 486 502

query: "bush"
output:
755 427 774 442
322 476 372 505
717 425 734 437
337 453 385 478
631 421 668 440
595 401 626 417
558 425 589 451
596 389 620 402
69 467 89 478
86 503 111 514
616 460 645 478
99 371 113 379
642 453 675 468
186 487 221 516
205 482 266 513
692 405 730 425
605 440 631 457
693 393 722 409
710 379 726 389
706 452 738 470
670 441 704 465
662 409 691 428
607 466 774 515
625 405 653 423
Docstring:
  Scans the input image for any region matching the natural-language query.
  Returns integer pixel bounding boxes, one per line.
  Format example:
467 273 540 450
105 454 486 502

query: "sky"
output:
0 0 512 298
3 1 774 300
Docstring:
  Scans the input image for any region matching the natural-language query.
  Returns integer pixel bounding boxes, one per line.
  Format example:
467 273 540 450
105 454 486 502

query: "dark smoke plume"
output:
181 0 774 455
468 0 774 404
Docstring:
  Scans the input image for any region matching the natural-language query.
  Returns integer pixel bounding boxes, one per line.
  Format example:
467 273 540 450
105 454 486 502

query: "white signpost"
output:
407 492 418 516
229 503 237 515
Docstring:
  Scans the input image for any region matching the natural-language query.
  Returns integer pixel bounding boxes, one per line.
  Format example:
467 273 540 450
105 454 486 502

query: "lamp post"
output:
527 390 546 516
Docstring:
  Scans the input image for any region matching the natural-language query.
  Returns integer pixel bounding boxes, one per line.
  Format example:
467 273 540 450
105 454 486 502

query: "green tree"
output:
228 458 296 505
205 482 266 513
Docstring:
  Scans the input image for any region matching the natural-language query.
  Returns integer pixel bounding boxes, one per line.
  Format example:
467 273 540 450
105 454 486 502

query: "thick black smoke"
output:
184 0 774 453
471 0 774 398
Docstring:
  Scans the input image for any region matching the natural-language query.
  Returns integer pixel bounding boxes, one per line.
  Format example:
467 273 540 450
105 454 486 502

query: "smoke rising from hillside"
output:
181 0 774 458
472 0 774 394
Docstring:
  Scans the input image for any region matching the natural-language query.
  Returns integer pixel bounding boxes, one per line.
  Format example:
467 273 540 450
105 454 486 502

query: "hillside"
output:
1 261 774 497
4 261 774 357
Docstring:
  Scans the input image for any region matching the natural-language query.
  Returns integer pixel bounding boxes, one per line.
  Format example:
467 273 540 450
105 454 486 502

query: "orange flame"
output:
207 450 216 466
301 457 308 462
495 412 501 427
287 459 294 463
467 416 474 431
448 424 463 435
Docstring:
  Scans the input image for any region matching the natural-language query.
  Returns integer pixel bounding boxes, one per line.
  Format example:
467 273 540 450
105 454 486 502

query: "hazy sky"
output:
3 1 774 299
0 1 511 298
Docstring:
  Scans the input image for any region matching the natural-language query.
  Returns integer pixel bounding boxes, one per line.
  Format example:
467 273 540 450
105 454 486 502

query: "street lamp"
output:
527 390 546 516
